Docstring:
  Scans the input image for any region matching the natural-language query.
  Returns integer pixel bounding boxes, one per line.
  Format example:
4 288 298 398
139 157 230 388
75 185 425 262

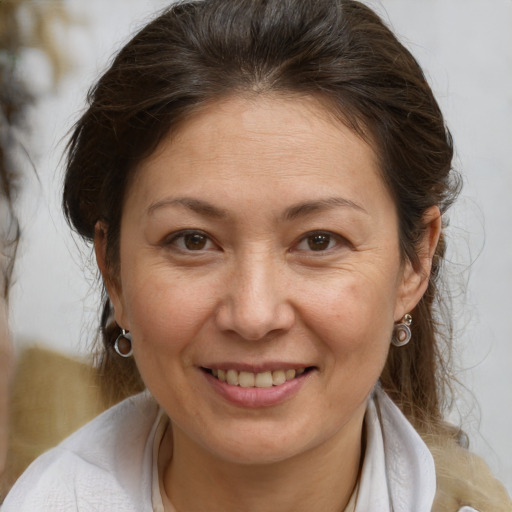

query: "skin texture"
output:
96 94 441 512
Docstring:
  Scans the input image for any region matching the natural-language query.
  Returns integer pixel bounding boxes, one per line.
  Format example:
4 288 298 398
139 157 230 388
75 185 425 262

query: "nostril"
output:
214 299 295 342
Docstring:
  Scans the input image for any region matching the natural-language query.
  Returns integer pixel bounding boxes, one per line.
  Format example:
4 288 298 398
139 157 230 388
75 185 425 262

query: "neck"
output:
159 413 365 512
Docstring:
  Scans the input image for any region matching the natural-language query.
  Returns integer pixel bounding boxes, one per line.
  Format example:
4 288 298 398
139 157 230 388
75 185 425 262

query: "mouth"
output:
202 367 314 388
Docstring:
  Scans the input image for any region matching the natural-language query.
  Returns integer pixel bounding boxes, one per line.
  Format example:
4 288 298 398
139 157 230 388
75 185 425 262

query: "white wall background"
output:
10 0 512 494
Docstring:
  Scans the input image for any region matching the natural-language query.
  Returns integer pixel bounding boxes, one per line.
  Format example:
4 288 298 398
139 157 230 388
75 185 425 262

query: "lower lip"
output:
203 370 311 408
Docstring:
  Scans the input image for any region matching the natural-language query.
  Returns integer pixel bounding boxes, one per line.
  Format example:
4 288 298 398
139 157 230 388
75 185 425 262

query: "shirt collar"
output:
355 386 436 512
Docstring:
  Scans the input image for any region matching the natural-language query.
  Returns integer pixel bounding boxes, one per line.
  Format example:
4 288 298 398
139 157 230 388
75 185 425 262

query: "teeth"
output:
272 370 286 386
226 369 239 386
255 371 273 388
239 371 255 388
285 369 296 380
210 368 307 387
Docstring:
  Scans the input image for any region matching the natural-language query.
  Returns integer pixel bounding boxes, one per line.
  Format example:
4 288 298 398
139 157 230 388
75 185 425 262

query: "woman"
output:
3 0 511 510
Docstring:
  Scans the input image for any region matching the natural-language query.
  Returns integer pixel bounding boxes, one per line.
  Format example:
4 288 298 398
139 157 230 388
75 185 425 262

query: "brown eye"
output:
169 231 215 251
183 233 208 250
295 231 340 252
307 234 332 251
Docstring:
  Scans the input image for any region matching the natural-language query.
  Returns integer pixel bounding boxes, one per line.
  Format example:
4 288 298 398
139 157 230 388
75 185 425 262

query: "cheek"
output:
303 276 395 408
297 270 397 356
123 266 217 351
123 273 210 396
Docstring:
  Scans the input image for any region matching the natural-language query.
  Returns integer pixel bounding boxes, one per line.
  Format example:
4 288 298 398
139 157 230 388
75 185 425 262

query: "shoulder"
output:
2 392 160 511
1 447 131 511
423 432 512 512
372 388 512 512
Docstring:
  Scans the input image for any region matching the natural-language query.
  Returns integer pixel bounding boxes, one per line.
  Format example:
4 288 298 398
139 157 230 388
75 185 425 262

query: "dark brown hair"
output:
0 2 27 298
63 0 461 424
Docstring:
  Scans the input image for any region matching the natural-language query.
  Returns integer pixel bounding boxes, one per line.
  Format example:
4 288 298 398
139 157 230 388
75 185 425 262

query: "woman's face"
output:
104 95 430 465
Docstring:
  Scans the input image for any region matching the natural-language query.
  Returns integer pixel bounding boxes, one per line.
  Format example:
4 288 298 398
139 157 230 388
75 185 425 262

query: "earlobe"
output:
94 221 127 328
395 206 442 320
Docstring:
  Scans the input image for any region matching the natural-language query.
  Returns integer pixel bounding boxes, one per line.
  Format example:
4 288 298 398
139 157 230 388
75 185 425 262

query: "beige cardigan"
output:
427 434 511 511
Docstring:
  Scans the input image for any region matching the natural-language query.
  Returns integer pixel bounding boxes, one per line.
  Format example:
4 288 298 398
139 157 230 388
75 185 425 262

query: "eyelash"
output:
164 229 347 254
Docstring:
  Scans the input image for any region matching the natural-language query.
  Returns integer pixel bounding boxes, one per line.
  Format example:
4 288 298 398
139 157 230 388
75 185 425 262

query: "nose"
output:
214 251 295 341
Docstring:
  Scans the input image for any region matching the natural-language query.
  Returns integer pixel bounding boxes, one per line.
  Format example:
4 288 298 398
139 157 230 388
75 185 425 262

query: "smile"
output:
205 368 310 388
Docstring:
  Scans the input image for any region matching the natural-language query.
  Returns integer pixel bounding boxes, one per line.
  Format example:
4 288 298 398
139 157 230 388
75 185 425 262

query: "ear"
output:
394 206 442 321
94 221 129 330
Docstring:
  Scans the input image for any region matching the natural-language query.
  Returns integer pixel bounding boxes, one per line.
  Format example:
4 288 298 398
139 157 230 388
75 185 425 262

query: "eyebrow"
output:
283 197 368 220
147 197 228 218
147 195 367 220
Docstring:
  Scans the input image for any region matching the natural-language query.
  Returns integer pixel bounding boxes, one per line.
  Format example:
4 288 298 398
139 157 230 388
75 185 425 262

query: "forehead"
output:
128 94 388 212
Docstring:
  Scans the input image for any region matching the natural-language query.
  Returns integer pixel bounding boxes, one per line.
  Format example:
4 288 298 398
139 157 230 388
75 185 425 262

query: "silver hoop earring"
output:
392 314 412 347
114 329 133 357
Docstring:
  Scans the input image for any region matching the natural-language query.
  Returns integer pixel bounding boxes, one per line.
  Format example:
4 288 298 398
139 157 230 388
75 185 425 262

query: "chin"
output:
201 423 316 466
216 443 301 466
